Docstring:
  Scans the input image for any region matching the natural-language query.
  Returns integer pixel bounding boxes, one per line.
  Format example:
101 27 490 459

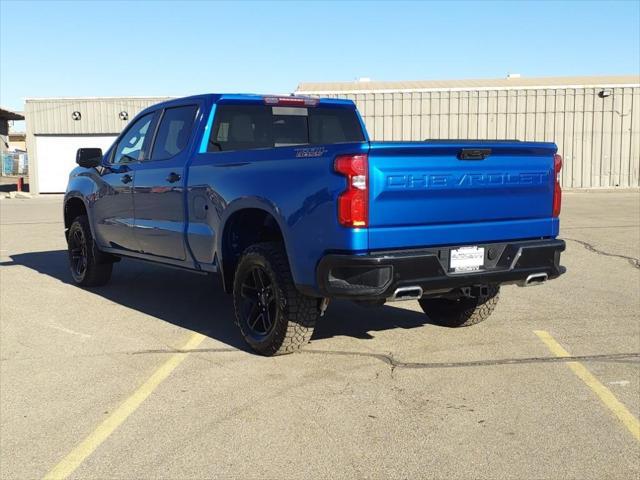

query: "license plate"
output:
450 246 484 273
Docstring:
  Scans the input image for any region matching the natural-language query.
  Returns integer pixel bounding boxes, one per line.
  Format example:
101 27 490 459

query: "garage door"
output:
35 135 117 193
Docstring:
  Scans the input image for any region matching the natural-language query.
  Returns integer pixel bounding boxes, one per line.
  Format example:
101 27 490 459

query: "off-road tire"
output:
418 285 500 327
67 215 113 287
233 242 318 356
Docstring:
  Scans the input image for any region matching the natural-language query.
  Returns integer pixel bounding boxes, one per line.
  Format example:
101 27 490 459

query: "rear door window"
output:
150 105 198 161
207 104 364 152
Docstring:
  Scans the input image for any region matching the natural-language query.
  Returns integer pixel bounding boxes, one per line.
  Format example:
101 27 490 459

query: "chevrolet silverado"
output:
64 94 566 355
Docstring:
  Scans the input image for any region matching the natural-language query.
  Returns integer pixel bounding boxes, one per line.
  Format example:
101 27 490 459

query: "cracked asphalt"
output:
1 192 639 479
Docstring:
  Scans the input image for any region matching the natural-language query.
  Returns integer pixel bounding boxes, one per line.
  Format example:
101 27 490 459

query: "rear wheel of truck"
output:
67 215 113 287
418 285 500 327
233 242 318 356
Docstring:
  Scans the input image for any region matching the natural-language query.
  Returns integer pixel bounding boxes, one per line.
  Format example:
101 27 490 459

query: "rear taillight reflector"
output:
553 153 562 217
335 154 368 228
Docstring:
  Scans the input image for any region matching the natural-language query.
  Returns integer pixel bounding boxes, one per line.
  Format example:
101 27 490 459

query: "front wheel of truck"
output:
67 215 113 287
233 242 319 356
418 285 500 327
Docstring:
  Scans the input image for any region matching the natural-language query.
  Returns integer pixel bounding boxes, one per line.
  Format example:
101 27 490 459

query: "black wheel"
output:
418 285 500 327
233 242 319 356
67 215 112 287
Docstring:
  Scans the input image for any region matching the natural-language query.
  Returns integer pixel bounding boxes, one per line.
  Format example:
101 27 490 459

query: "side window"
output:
112 113 154 164
150 105 198 161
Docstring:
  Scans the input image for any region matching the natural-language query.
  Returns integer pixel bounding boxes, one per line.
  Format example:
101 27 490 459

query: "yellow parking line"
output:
534 330 640 442
43 332 206 480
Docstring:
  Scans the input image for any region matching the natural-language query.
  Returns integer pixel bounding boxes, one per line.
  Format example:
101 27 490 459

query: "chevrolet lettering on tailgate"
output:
386 172 549 189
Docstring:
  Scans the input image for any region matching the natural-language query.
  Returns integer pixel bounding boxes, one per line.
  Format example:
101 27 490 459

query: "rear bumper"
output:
316 239 565 300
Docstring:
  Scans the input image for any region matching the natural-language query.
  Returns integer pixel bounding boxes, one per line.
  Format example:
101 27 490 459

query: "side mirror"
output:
76 148 103 168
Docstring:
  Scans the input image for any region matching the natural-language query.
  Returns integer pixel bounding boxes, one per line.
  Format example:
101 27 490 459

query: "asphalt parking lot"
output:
1 191 638 479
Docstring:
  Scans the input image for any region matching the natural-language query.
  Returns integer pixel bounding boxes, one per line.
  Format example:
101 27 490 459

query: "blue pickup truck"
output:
64 93 565 355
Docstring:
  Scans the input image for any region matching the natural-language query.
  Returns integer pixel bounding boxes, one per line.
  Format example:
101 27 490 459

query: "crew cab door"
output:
92 112 156 252
132 104 199 260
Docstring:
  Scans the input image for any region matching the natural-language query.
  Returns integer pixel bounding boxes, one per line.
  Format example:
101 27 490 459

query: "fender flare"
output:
216 196 292 291
64 174 99 238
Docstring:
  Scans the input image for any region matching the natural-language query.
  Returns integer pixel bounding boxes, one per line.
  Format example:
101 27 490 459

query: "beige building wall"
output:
297 76 640 189
25 97 170 193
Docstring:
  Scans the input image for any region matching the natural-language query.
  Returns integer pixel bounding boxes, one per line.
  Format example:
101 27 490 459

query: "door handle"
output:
166 172 181 183
121 174 133 184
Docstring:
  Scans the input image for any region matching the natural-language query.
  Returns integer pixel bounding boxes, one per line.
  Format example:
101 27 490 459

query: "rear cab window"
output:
207 104 365 152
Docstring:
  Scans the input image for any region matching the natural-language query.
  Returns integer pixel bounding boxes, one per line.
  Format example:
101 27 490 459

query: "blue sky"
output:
1 0 639 112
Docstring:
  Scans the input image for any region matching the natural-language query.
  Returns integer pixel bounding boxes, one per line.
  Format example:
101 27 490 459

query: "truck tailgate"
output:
367 141 559 250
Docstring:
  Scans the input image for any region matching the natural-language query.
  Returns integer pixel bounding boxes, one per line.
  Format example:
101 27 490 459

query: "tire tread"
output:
419 286 500 327
233 242 318 356
68 215 112 287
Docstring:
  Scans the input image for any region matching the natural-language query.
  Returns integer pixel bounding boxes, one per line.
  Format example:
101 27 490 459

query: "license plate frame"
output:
450 246 485 273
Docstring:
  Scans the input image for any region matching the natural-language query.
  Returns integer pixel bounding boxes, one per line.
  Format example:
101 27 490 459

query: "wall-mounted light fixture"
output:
598 89 612 98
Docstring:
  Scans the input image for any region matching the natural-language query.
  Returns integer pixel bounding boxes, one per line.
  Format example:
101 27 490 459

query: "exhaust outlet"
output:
519 273 548 287
390 286 423 301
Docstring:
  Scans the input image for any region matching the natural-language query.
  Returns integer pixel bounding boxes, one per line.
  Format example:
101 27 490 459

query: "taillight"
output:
334 154 368 228
553 153 562 217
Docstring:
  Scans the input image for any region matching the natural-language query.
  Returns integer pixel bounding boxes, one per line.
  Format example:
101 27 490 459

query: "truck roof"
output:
146 94 355 112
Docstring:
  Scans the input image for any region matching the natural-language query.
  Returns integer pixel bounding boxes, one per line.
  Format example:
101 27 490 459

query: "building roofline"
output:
296 75 640 95
296 83 640 95
0 107 25 120
25 96 174 102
